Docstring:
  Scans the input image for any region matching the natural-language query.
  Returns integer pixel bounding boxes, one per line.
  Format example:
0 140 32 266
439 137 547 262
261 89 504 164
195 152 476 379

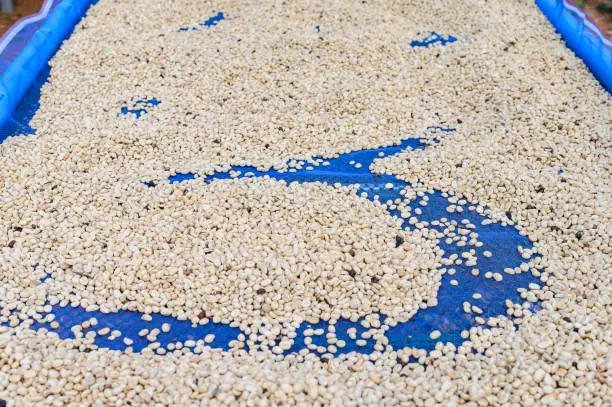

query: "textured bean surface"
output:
0 0 610 406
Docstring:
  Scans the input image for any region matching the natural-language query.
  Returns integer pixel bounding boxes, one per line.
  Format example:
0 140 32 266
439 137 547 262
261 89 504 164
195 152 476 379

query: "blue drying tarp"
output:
21 132 544 355
0 0 608 356
0 0 95 134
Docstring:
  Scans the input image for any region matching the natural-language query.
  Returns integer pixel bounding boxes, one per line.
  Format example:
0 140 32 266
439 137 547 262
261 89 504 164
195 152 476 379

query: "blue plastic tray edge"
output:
536 0 612 92
0 0 93 130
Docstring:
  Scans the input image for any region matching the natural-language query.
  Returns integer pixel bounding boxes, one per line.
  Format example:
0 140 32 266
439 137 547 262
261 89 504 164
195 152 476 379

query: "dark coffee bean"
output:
198 311 207 319
395 235 404 248
348 269 356 278
348 248 356 257
7 240 16 248
575 231 583 240
256 288 266 295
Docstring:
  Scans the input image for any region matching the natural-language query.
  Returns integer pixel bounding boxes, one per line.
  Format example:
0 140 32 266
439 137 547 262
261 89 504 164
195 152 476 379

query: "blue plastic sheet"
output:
0 0 608 357
4 86 543 355
27 133 540 355
0 0 94 132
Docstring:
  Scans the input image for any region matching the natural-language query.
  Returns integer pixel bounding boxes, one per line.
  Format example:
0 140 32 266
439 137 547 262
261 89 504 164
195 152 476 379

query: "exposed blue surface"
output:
0 64 49 141
0 0 95 131
411 32 458 48
5 0 611 358
203 12 225 27
179 11 225 32
120 98 160 118
34 306 243 352
25 133 539 356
